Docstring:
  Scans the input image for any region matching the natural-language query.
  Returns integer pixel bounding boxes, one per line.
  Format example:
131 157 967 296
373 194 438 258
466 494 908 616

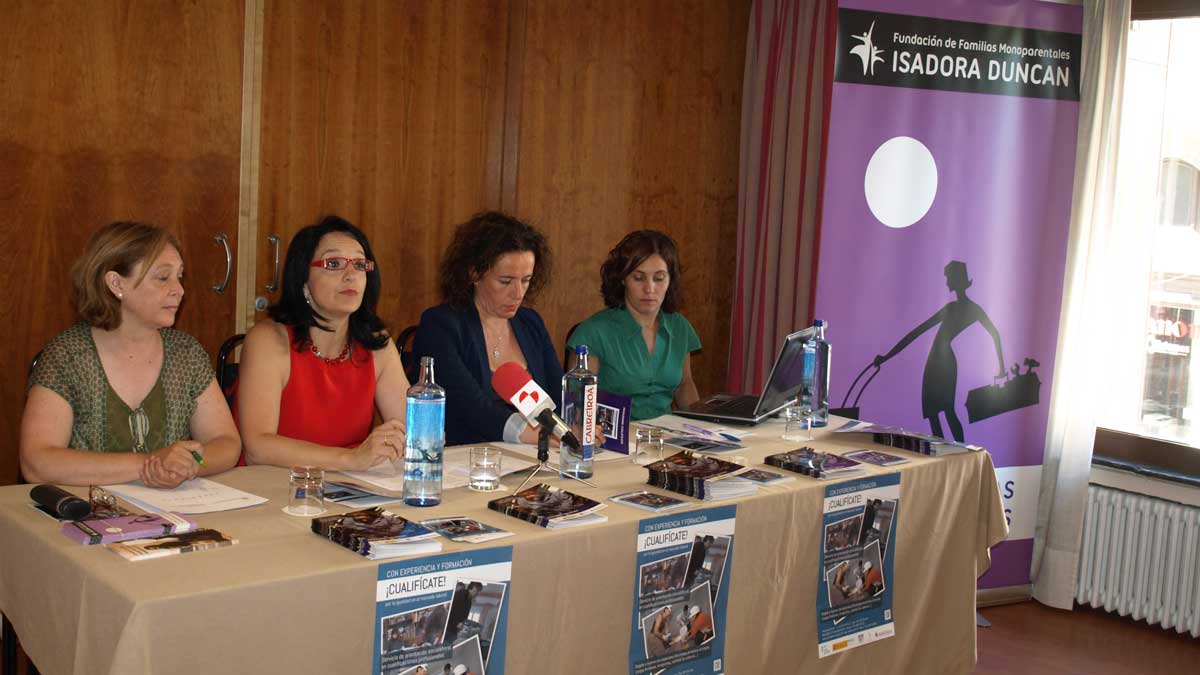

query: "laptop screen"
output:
756 327 816 416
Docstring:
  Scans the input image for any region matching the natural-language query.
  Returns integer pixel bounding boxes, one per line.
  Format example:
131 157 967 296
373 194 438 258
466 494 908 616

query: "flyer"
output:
374 547 512 675
628 505 735 675
817 473 901 658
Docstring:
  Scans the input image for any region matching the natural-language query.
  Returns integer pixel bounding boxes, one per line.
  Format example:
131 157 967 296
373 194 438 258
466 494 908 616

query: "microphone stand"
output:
511 425 599 494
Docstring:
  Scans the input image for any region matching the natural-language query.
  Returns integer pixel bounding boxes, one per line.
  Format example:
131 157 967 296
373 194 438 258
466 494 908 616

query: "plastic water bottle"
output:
403 356 445 506
560 344 597 479
809 319 831 427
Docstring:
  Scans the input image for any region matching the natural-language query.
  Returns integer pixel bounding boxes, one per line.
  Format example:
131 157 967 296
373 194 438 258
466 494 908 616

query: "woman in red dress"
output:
237 216 410 470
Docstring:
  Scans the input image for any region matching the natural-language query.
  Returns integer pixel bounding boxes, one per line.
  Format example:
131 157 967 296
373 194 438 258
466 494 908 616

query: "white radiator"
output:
1075 483 1200 637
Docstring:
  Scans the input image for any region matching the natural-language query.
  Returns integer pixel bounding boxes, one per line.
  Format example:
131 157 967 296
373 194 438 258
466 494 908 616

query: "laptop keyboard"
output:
711 396 759 417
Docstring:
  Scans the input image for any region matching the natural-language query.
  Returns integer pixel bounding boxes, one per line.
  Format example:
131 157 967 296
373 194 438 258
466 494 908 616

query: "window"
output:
1158 159 1199 229
1111 18 1200 447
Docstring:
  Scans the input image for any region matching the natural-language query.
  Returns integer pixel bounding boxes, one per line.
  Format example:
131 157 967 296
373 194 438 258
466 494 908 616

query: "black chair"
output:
217 334 246 407
1 615 19 675
5 355 42 675
396 325 419 383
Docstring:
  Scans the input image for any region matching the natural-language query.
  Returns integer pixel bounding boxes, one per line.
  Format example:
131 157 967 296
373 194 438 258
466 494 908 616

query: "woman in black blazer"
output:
413 212 563 446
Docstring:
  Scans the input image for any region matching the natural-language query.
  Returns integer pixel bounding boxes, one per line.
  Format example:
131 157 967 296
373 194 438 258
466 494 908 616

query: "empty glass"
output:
468 447 502 491
633 427 664 465
286 466 326 516
782 404 813 442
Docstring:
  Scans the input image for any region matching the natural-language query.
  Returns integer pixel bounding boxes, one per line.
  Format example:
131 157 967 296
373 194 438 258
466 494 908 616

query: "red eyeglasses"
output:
310 257 376 272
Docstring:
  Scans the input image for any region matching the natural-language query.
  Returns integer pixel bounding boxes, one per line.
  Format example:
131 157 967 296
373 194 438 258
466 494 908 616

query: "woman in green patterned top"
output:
20 222 241 487
568 230 701 421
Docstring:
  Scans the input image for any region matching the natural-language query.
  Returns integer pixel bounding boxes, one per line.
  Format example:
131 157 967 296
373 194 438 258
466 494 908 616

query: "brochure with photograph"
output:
737 468 795 485
106 528 236 561
487 484 608 529
599 390 632 454
419 517 514 544
844 449 910 467
765 448 866 480
663 436 745 454
312 507 442 559
831 421 981 456
323 481 402 508
646 451 756 500
62 511 198 545
609 490 692 513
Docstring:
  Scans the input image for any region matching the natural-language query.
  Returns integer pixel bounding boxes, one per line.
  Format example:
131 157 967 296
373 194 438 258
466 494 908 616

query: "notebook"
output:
677 327 815 425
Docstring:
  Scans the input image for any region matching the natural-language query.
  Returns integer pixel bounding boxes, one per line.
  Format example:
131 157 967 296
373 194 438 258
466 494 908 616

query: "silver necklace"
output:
486 323 508 359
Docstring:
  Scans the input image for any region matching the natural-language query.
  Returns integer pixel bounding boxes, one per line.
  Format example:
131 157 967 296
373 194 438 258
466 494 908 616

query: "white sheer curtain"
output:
1032 0 1134 610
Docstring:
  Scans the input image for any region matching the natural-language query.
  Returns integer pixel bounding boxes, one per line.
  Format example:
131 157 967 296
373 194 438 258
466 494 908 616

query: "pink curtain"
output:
727 0 834 393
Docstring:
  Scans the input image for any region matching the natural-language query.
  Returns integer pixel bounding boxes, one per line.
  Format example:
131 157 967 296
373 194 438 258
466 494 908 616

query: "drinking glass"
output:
286 466 326 516
782 404 813 442
468 447 502 492
633 427 664 465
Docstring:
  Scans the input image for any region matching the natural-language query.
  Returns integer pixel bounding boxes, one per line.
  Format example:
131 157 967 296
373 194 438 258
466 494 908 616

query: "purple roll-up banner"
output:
813 0 1083 589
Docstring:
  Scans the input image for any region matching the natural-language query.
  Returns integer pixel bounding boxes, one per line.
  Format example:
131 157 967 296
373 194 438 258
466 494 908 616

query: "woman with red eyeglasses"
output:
237 215 410 470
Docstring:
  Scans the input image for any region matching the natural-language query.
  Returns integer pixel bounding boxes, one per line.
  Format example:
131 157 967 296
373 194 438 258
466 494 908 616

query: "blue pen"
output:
681 423 716 437
718 432 742 443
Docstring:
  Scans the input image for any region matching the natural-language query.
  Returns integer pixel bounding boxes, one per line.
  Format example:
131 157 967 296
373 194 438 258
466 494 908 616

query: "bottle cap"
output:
814 319 826 328
575 344 589 355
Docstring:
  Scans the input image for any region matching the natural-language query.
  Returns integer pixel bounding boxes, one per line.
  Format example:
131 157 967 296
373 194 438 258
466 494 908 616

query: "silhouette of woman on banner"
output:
872 261 1004 442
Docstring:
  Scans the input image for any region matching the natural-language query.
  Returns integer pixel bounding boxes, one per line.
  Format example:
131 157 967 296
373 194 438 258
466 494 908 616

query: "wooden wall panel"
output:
0 1 244 485
515 0 750 398
0 0 749 488
256 0 510 332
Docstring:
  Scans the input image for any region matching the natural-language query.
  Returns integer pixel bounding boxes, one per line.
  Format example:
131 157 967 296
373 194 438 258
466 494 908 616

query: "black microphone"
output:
533 407 581 450
30 484 92 520
491 362 581 450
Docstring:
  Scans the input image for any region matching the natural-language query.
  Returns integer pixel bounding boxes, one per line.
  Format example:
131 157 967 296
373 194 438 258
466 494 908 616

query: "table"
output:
0 417 1007 674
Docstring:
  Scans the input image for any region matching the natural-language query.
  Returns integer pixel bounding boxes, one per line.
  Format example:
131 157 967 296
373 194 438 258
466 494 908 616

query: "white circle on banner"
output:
863 136 937 229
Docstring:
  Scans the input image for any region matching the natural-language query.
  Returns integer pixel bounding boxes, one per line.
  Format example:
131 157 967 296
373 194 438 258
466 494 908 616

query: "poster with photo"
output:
628 505 735 675
814 0 1082 589
374 547 512 675
817 473 900 658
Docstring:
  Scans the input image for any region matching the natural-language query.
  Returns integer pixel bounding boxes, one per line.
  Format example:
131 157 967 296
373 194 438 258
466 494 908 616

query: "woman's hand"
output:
140 441 203 488
518 423 561 447
518 423 605 447
344 419 406 471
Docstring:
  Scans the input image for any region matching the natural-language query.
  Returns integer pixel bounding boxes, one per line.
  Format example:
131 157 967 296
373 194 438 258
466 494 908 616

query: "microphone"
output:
491 362 580 450
30 484 92 521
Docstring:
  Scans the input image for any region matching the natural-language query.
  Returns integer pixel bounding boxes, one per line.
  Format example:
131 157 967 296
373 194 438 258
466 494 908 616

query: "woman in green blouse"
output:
568 230 700 420
20 222 241 487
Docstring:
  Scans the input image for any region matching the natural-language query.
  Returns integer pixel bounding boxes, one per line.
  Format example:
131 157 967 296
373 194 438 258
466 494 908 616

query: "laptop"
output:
677 327 815 425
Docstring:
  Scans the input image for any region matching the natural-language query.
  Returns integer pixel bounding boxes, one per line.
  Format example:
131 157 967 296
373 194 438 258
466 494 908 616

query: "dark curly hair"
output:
600 230 683 312
439 211 553 307
268 215 388 353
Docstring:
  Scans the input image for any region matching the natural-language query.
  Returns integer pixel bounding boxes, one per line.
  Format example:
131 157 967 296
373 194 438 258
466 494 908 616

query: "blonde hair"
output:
70 222 182 329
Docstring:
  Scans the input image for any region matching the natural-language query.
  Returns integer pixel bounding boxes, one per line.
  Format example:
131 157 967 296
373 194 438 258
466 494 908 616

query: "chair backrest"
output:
217 334 246 407
20 350 43 485
396 325 419 383
28 350 42 383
